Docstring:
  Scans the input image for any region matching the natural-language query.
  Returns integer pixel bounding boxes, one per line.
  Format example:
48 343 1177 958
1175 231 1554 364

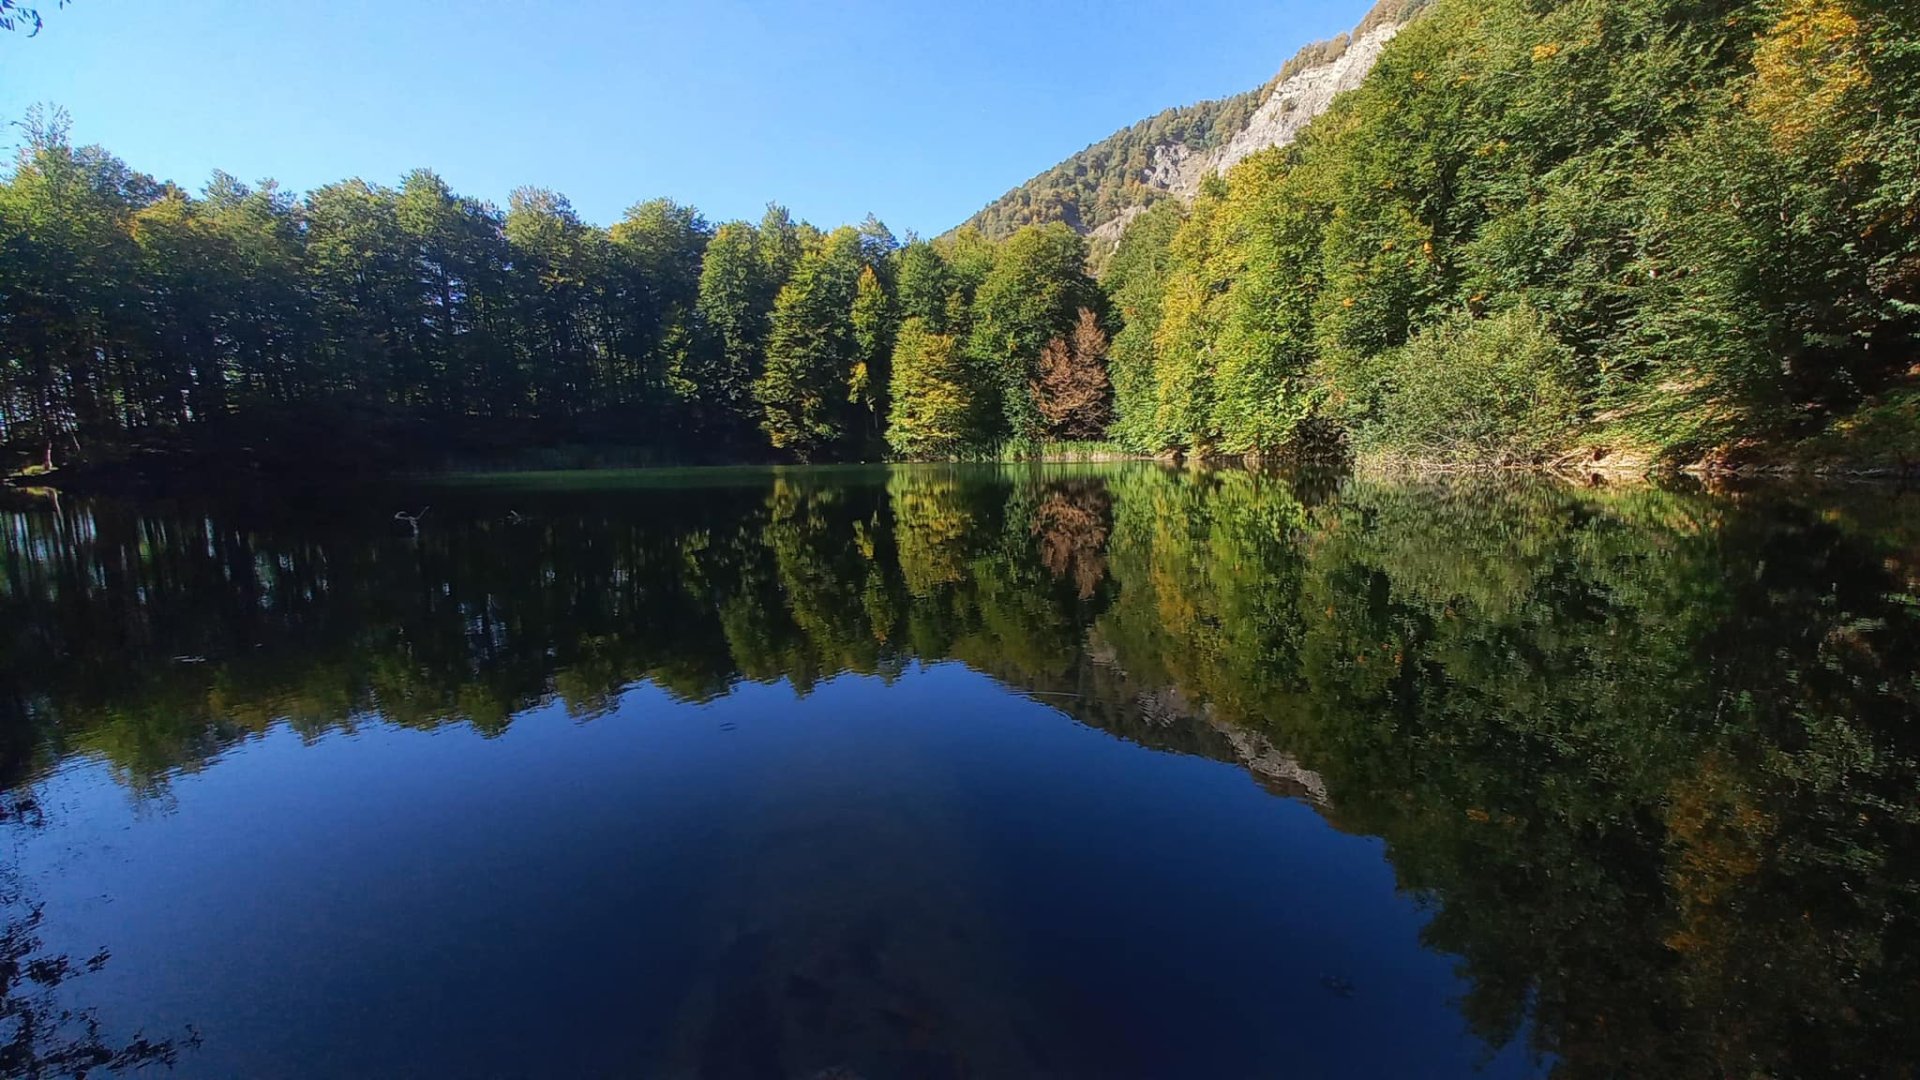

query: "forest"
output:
1106 0 1919 467
0 108 1114 476
2 0 1917 477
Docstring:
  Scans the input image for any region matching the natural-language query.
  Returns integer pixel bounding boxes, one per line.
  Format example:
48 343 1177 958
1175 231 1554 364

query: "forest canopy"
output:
0 110 1108 473
1101 0 1920 467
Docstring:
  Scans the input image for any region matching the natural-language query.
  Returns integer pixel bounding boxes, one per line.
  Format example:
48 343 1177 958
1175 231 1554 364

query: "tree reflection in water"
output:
1 465 1917 1077
1 791 196 1079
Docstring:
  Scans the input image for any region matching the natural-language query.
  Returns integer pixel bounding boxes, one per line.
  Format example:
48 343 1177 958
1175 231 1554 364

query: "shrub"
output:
1349 304 1583 464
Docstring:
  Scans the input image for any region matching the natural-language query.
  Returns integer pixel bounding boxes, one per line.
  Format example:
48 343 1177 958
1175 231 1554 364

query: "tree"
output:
755 227 865 460
0 110 147 463
1101 199 1183 452
885 318 976 459
1100 0 1920 465
1032 308 1112 439
687 221 772 443
757 203 805 290
933 226 997 336
607 198 709 413
0 0 62 35
503 187 605 413
1354 303 1583 464
129 187 230 427
305 178 418 403
893 241 954 331
848 265 895 452
854 213 898 275
198 172 315 407
965 222 1100 443
392 169 514 415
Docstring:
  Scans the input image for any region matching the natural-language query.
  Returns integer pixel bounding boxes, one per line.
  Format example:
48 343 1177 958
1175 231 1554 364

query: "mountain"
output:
956 0 1426 253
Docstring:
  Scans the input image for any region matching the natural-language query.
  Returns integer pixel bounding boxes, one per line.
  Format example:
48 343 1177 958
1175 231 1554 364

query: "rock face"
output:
1082 21 1402 258
1084 205 1149 257
1134 686 1332 807
962 1 1422 253
1177 23 1400 198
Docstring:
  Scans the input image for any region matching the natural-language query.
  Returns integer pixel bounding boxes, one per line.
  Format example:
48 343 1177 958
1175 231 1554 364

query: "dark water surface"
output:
3 465 1918 1078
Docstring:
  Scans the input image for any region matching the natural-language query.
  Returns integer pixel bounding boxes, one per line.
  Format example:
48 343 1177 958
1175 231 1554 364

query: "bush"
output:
1349 304 1583 465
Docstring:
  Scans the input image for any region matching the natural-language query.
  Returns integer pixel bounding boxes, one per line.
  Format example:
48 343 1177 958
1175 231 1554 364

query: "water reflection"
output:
2 465 1918 1076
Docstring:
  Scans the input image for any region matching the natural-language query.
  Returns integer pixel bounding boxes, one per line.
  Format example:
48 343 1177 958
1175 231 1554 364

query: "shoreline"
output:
11 453 1917 498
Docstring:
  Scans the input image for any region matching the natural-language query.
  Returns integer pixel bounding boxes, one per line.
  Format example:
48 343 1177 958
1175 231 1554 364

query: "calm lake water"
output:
2 464 1918 1078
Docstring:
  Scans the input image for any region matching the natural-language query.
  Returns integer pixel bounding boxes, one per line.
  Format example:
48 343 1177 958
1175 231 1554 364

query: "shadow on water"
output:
1 463 1918 1076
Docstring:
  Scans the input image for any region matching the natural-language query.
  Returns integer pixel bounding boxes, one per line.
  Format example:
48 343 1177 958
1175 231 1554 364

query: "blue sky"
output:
3 0 1370 235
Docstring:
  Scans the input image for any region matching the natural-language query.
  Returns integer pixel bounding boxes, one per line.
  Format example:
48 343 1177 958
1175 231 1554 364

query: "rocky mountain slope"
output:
958 0 1424 248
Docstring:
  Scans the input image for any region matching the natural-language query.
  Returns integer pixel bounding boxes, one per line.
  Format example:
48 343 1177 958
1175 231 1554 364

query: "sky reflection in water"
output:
2 464 1917 1078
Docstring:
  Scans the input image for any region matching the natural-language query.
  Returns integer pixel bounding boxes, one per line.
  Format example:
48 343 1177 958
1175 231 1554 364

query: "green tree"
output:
758 202 805 289
1100 199 1184 452
687 221 773 443
965 222 1101 443
305 178 420 403
893 240 954 331
755 226 865 460
932 226 996 334
1353 302 1583 463
197 173 315 407
0 111 147 463
503 186 606 413
607 198 709 415
849 265 895 452
392 169 514 415
885 317 976 458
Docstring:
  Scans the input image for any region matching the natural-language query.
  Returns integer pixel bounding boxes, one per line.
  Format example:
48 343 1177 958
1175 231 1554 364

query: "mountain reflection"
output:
3 465 1919 1076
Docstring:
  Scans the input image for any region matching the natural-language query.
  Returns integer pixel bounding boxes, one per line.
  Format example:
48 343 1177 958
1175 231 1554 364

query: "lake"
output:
2 464 1917 1078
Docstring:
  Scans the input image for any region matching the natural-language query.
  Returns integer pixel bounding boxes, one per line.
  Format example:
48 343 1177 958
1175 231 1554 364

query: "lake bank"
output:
9 382 1918 494
12 444 1917 497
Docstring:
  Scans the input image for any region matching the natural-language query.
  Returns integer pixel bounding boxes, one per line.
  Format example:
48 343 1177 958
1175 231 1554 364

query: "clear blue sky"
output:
3 0 1370 235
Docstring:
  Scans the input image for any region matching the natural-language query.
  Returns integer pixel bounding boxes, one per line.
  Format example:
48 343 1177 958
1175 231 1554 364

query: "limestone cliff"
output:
958 0 1423 251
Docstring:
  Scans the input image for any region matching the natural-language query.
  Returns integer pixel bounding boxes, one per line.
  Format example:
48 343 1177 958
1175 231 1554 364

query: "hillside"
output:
957 0 1425 248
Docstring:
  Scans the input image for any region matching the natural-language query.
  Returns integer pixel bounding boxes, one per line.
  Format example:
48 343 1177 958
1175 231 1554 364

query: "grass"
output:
990 439 1143 462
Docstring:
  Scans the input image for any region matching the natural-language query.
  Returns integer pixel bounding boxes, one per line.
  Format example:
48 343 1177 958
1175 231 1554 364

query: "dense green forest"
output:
0 111 1112 476
959 85 1267 242
2 466 1916 1075
1106 0 1920 466
4 0 1917 476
